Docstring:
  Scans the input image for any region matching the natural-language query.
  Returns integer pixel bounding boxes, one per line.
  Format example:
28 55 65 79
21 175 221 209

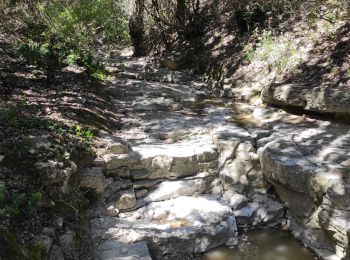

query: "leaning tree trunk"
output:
129 0 146 56
176 0 186 26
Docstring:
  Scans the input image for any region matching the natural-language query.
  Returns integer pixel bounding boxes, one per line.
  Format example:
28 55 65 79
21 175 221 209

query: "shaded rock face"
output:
259 125 350 259
261 83 350 114
82 56 350 260
232 194 284 228
160 52 195 71
217 21 350 117
213 126 266 195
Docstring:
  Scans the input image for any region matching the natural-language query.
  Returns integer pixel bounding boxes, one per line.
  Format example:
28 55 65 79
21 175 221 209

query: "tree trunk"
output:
176 0 186 26
129 0 145 56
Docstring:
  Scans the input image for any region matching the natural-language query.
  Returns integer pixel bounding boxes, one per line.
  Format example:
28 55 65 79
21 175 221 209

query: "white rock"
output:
91 195 237 258
223 191 249 210
144 172 214 202
131 136 218 179
107 206 119 217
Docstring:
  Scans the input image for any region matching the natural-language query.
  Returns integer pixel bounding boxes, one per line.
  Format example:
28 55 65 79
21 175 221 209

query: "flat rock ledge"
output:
262 83 350 114
91 195 237 260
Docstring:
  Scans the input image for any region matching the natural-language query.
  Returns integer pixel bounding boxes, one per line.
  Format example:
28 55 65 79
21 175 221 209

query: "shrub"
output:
13 0 130 76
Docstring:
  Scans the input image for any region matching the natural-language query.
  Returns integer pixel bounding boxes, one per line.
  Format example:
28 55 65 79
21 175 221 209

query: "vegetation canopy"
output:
1 0 130 77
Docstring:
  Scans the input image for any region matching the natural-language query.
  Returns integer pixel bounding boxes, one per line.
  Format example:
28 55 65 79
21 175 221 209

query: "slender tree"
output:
129 0 145 56
176 0 186 26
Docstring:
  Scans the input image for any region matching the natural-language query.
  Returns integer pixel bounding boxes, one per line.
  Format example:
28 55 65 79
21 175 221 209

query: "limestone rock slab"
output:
91 195 237 259
97 240 152 260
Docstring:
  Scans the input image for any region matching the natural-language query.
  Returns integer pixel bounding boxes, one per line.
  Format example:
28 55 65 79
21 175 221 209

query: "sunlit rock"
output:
91 196 237 258
144 172 215 202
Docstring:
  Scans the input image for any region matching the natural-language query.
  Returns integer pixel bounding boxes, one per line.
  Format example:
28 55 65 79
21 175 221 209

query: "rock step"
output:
91 195 238 259
97 240 152 260
130 138 219 180
82 167 221 216
116 70 194 84
141 172 219 203
97 135 219 181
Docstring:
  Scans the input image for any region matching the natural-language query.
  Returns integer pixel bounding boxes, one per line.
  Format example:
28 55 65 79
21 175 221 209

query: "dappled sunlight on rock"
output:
91 195 237 259
85 55 350 260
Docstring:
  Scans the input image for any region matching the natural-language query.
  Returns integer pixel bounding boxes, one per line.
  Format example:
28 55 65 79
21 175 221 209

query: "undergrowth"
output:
0 101 95 259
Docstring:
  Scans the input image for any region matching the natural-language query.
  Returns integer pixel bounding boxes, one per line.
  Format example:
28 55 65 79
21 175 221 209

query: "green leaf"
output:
0 182 5 203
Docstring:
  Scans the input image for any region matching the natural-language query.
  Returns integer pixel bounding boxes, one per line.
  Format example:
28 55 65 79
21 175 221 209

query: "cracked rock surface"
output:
86 56 350 260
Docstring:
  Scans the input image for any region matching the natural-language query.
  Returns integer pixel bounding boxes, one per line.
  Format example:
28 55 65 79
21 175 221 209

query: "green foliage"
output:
0 230 43 260
18 0 130 77
255 31 274 61
47 123 94 143
30 192 42 207
74 125 94 141
347 69 350 77
243 43 255 62
19 40 50 66
91 70 108 80
2 193 25 218
66 52 80 65
74 53 107 80
243 31 274 62
243 29 303 73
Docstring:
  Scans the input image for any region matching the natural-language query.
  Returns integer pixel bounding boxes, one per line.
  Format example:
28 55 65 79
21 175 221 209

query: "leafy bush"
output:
0 230 43 260
18 40 50 66
242 28 306 75
16 0 130 76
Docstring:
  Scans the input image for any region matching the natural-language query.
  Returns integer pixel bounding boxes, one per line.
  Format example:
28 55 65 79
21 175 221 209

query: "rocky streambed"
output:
81 56 350 260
